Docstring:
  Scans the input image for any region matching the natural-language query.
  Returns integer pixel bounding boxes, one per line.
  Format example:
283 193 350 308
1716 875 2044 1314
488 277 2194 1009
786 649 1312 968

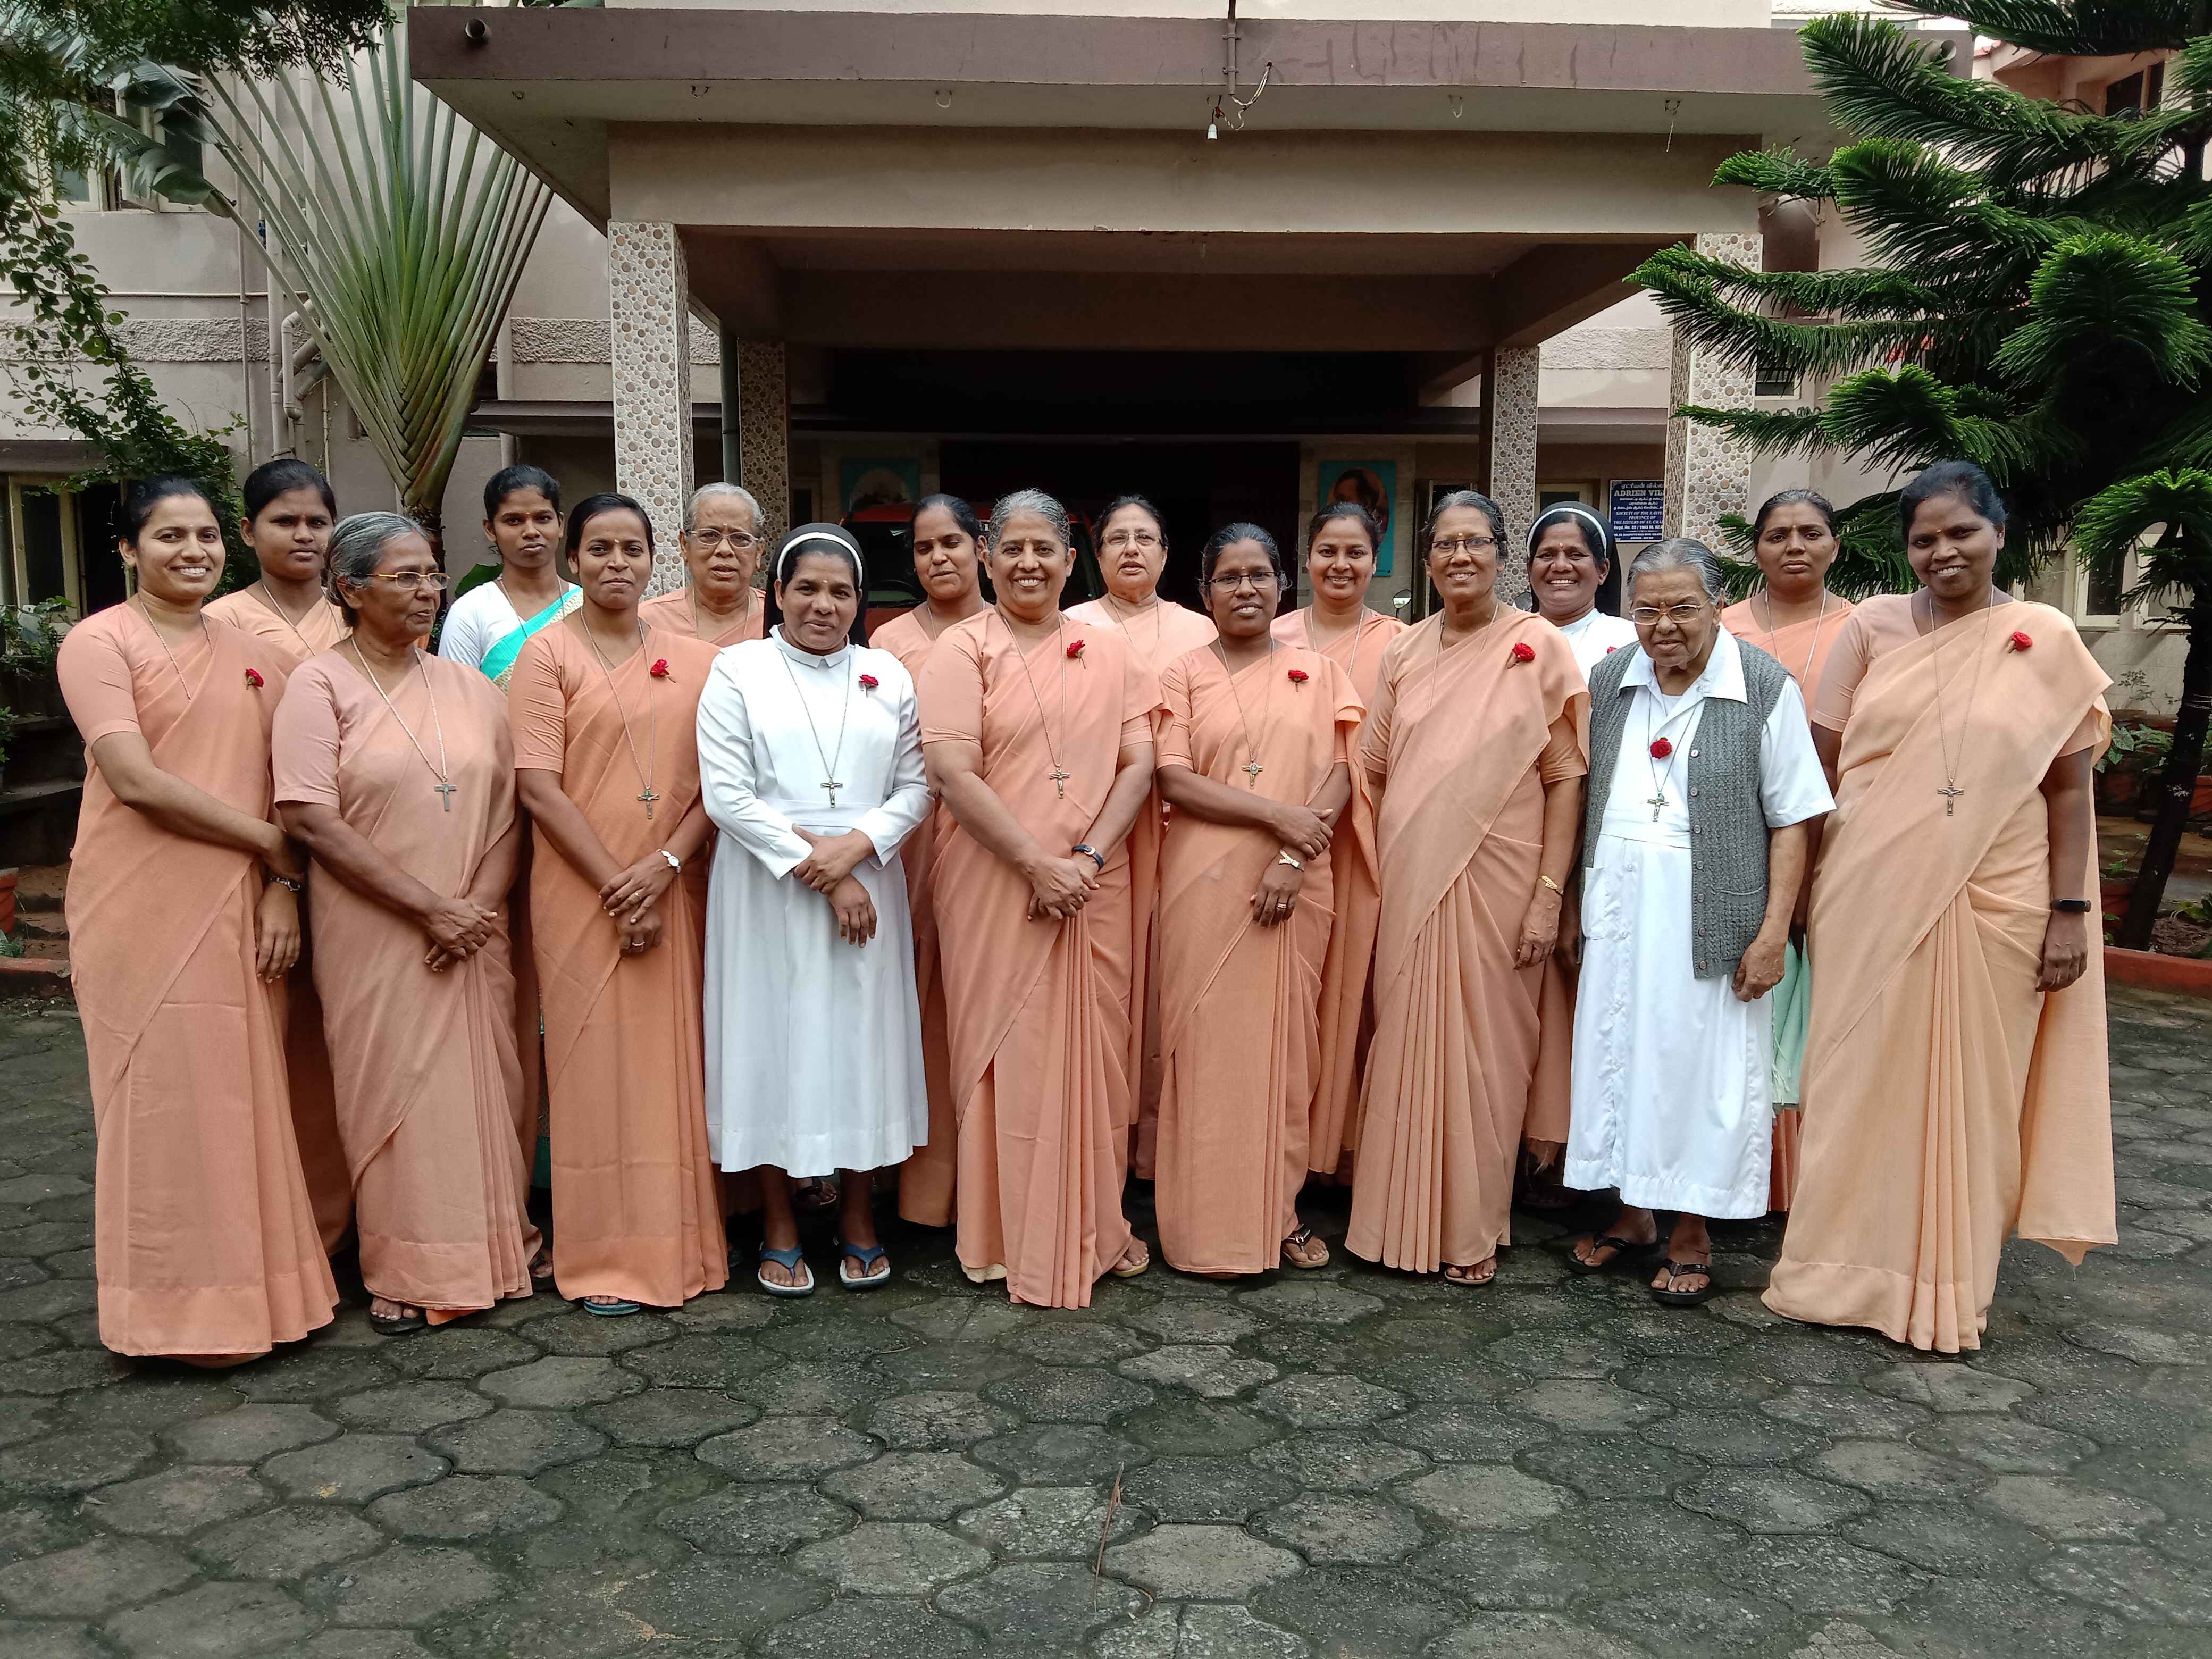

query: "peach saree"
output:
61 608 337 1357
1765 599 2113 1353
273 651 539 1320
1153 645 1362 1272
510 627 728 1309
920 613 1161 1307
639 588 766 649
872 609 958 1226
205 586 350 1250
1347 611 1589 1273
1721 595 1858 1209
1067 597 1213 1178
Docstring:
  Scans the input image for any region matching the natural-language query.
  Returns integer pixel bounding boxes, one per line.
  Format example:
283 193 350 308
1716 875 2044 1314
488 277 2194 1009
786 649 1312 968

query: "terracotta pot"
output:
2195 776 2212 817
2097 769 2144 814
0 869 15 938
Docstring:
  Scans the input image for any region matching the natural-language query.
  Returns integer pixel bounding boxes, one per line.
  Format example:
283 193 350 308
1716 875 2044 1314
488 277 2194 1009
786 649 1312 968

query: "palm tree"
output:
188 11 552 551
1634 3 2212 948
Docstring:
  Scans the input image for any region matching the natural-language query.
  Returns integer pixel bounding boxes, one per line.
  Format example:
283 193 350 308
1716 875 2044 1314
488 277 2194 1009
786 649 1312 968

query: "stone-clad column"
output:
1480 344 1540 602
734 340 790 538
1663 230 1759 548
608 221 694 594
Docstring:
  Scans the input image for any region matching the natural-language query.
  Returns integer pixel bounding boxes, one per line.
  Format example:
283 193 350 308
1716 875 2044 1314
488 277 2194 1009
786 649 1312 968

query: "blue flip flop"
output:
581 1297 641 1318
835 1238 891 1291
757 1243 815 1297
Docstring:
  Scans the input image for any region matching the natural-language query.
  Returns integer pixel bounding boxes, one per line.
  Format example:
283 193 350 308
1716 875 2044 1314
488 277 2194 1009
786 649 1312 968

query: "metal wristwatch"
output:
268 873 304 894
658 849 682 873
1276 851 1303 871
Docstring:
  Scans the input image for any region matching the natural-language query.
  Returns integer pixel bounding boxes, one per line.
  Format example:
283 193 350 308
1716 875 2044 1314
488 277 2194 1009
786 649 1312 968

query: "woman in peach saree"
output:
1719 489 1858 1211
921 490 1160 1306
1766 463 2112 1353
205 458 350 1252
511 494 727 1314
275 514 540 1335
872 495 990 1228
1347 491 1588 1286
61 477 335 1362
1154 525 1360 1274
638 482 769 648
1271 503 1402 1176
1067 496 1209 1180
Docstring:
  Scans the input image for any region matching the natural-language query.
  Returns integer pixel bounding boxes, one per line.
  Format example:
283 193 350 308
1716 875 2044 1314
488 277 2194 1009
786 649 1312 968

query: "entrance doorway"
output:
939 440 1302 611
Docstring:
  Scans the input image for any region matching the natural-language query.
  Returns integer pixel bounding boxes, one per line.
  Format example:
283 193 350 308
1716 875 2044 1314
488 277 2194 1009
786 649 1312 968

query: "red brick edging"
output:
0 956 70 998
2106 944 2212 996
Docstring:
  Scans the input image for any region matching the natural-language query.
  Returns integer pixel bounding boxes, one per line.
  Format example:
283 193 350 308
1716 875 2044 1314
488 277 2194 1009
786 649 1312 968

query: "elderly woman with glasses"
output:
1067 493 1216 1182
1152 524 1363 1275
922 490 1162 1305
1560 540 1831 1306
1347 491 1588 1287
274 513 541 1335
640 482 770 647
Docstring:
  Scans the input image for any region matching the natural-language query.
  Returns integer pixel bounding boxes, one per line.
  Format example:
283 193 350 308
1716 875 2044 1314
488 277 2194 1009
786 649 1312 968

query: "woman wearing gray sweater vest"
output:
1560 540 1832 1305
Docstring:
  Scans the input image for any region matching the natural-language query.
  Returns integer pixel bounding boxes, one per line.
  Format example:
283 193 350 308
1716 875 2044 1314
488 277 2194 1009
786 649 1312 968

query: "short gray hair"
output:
1628 537 1728 606
986 489 1071 552
325 512 428 619
685 481 763 533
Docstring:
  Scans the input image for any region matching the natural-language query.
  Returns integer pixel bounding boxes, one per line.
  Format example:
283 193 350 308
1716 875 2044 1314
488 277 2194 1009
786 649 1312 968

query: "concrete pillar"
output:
734 340 791 537
1662 231 1760 549
608 221 693 594
1479 343 1540 603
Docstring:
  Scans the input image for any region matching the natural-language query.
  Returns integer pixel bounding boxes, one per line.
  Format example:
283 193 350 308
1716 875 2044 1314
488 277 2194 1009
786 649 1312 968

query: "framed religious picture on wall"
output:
1319 460 1396 575
839 457 924 515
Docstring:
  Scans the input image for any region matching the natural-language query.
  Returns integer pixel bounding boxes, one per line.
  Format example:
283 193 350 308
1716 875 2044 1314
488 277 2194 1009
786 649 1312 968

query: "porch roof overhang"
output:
412 9 1960 359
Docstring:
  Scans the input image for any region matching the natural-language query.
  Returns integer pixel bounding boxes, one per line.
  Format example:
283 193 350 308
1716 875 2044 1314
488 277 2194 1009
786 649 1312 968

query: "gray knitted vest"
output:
1582 637 1789 980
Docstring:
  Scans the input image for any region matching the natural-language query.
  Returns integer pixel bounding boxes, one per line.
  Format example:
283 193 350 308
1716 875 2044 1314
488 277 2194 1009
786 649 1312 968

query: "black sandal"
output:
1649 1259 1716 1308
368 1305 426 1336
1565 1233 1653 1277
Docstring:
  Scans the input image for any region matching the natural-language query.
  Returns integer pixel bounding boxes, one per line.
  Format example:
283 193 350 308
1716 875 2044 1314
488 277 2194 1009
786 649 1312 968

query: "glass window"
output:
18 487 67 604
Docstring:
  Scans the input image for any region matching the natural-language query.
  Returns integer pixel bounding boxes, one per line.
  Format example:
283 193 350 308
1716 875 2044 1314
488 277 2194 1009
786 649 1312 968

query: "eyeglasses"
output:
363 571 451 592
685 528 764 552
1629 603 1710 625
1102 529 1163 551
1430 534 1499 556
1206 571 1281 593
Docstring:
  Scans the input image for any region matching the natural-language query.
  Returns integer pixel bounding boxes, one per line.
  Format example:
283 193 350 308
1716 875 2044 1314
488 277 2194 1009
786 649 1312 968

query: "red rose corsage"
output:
1066 639 1086 659
2008 630 2032 652
244 668 264 689
1649 737 1673 759
859 673 880 691
649 659 671 678
1510 641 1536 664
1287 667 1309 684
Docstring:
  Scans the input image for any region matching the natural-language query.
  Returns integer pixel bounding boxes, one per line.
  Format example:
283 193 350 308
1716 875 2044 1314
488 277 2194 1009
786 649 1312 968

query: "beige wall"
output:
606 1 1769 21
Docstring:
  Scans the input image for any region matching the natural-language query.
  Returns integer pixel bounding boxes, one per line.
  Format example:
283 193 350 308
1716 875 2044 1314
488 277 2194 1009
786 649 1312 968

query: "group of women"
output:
60 451 2112 1365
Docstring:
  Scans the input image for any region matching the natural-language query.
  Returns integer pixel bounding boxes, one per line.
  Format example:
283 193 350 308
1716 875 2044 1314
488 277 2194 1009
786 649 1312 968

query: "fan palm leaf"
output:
192 13 549 530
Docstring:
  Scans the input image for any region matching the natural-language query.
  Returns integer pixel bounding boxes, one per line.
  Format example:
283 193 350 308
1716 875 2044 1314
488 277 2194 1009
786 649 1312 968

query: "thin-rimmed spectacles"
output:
1629 602 1710 625
685 528 764 552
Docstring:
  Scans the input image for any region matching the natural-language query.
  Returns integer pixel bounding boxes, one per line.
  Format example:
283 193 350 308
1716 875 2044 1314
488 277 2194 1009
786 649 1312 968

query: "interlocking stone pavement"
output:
0 989 2209 1656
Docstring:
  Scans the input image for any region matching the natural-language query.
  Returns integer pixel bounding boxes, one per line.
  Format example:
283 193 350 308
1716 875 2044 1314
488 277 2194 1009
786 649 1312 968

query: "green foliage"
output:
2098 720 2174 774
0 3 389 559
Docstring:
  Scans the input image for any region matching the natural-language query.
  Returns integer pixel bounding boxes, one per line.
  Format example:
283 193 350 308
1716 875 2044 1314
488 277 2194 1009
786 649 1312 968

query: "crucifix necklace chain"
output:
135 598 208 702
583 619 661 819
349 638 457 810
1924 590 1994 819
1212 637 1278 789
1643 694 1687 821
779 642 856 809
1757 582 1828 688
257 580 321 651
995 608 1071 798
1304 607 1367 693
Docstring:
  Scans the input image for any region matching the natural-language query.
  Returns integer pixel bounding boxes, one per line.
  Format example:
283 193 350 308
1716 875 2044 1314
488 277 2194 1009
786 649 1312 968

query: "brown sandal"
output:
1280 1226 1330 1270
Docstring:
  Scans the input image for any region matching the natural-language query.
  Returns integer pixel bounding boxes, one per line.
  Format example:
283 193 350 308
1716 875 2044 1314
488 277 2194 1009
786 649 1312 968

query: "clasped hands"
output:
794 826 878 946
1252 802 1334 927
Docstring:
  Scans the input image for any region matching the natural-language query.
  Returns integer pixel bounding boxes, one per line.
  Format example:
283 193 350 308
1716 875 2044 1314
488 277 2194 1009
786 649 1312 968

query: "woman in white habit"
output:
696 523 931 1296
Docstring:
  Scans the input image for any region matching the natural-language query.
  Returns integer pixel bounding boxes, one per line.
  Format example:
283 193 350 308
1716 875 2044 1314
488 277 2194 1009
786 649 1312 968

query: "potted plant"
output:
2101 853 2135 926
0 601 71 720
0 706 18 796
2097 722 2172 816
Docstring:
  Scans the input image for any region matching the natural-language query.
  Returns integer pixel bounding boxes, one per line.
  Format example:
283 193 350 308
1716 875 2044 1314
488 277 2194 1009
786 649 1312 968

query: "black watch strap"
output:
1072 843 1105 873
2050 898 2092 914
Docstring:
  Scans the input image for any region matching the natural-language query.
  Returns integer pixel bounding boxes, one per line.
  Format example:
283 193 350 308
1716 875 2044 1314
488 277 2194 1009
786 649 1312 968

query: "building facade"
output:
5 3 2176 708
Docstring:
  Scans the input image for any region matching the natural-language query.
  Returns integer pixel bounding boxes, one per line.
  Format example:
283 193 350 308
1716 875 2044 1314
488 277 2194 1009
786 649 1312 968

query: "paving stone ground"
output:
0 988 2208 1657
